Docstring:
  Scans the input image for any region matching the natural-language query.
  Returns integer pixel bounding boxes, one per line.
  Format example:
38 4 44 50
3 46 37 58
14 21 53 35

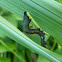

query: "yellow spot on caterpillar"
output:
32 32 33 33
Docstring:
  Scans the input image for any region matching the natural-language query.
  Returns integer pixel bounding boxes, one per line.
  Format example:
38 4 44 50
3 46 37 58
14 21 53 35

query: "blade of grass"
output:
0 16 62 62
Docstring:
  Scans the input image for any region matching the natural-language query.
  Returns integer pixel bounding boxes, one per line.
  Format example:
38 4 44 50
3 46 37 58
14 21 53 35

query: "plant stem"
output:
51 40 56 51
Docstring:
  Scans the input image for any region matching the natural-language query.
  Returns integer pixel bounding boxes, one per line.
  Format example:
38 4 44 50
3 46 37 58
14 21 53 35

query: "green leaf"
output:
0 16 62 62
0 30 6 38
0 43 16 53
59 0 62 3
4 16 18 27
0 7 4 15
55 48 62 55
0 39 26 62
55 0 59 2
26 34 41 45
0 57 11 62
0 0 62 46
37 55 50 62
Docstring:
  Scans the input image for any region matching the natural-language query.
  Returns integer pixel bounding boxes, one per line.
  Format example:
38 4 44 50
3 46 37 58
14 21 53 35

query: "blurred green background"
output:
0 0 62 62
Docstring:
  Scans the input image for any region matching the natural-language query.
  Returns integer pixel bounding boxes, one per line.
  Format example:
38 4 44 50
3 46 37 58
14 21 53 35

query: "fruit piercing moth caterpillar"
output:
22 11 46 45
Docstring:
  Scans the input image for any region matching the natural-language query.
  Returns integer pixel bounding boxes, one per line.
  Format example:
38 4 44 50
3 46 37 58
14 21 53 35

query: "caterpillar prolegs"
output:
22 11 46 45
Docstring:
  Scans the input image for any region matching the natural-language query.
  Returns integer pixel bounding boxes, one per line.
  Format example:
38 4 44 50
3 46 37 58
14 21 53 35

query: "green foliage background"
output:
0 0 62 62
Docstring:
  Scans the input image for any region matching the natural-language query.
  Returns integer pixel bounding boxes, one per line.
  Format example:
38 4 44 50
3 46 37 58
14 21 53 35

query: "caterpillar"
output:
22 11 46 45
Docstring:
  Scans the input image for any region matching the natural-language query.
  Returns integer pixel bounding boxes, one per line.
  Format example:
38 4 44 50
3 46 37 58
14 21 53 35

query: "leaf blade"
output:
0 16 62 62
